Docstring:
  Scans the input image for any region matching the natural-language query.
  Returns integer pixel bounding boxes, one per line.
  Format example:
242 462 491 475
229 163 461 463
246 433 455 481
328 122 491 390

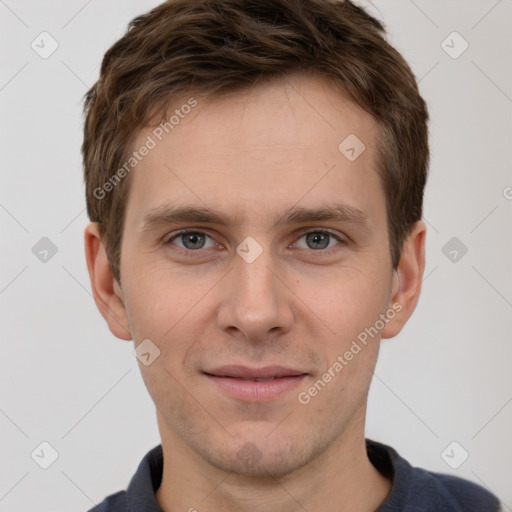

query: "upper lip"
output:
204 365 308 379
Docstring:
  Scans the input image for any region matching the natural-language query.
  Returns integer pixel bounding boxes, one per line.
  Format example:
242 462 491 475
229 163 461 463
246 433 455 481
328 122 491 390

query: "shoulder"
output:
86 491 126 512
84 444 163 512
430 471 502 512
367 439 502 512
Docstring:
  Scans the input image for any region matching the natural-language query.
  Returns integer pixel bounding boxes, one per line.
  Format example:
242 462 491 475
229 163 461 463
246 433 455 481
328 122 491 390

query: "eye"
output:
293 230 344 251
164 230 217 251
162 228 345 256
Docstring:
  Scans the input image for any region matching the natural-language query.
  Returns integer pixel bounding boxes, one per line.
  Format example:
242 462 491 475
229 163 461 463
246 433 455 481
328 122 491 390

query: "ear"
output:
381 220 426 339
84 222 132 340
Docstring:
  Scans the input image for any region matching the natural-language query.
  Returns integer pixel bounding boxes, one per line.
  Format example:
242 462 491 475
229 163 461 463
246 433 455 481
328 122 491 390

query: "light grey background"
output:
1 1 511 510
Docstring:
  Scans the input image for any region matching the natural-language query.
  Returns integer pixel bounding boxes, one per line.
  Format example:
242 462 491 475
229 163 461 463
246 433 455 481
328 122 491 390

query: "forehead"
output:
124 73 384 229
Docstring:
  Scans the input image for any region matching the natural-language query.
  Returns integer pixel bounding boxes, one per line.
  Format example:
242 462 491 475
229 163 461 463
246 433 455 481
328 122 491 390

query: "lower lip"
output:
205 374 307 402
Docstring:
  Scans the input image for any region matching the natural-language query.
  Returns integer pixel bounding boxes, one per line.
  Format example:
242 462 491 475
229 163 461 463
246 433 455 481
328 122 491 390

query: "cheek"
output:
122 266 212 339
296 270 389 399
123 270 217 389
297 266 391 339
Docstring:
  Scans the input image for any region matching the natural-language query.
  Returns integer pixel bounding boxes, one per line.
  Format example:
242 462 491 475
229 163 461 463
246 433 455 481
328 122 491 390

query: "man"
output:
82 0 502 510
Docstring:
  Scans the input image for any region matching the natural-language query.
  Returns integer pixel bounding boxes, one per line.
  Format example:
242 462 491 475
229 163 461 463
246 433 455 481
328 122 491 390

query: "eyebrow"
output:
140 202 370 233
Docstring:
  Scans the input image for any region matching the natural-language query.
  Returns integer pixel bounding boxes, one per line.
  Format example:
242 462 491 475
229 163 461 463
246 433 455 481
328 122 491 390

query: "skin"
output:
85 72 426 512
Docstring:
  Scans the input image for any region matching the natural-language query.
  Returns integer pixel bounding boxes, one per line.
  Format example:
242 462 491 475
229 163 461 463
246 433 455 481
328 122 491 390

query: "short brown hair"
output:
82 0 429 283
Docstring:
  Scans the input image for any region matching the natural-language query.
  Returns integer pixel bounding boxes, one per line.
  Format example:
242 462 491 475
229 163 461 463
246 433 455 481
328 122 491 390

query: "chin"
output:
198 431 321 478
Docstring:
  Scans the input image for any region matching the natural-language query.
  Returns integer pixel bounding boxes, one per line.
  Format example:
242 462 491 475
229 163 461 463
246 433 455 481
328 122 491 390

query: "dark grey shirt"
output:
88 439 501 511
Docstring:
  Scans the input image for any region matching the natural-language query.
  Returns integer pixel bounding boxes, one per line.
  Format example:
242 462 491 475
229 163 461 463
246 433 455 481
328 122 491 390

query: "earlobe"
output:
84 222 132 341
381 220 426 340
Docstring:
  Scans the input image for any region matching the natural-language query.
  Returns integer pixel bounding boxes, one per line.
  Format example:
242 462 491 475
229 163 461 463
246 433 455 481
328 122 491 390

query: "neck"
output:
156 405 391 512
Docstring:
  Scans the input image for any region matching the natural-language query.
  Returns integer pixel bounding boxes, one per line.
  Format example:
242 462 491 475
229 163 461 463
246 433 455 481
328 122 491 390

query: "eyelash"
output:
162 229 346 257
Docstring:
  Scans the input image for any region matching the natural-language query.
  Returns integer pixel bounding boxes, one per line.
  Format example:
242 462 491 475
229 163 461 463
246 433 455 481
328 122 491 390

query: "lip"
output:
203 365 308 402
205 365 307 380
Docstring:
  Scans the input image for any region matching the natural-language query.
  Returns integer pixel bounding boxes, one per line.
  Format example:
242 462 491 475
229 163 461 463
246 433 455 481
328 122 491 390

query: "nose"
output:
217 242 294 346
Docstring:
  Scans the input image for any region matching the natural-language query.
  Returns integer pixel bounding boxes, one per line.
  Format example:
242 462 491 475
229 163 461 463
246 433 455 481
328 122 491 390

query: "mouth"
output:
203 365 309 402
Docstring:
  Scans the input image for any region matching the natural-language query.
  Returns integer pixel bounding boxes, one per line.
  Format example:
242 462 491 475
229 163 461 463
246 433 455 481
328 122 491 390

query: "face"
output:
114 73 400 477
